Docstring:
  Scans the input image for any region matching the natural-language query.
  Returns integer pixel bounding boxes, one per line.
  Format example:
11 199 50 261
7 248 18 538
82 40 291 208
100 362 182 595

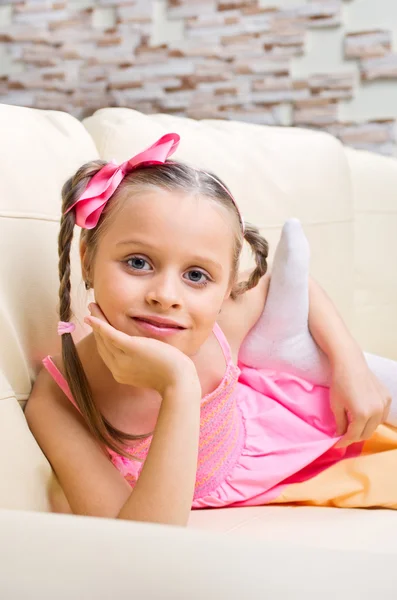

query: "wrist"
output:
163 360 201 400
329 340 366 372
162 377 201 407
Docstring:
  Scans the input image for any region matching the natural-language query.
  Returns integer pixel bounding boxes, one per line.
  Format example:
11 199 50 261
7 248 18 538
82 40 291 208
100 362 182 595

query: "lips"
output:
132 316 186 330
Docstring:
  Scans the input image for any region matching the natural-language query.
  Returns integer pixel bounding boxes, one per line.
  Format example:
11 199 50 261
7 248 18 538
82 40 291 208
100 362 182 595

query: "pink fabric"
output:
193 366 362 508
57 321 76 335
42 326 361 507
65 133 180 229
42 356 79 409
64 132 245 233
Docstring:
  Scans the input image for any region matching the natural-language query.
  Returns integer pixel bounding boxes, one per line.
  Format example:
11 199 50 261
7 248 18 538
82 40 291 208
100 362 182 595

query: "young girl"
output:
26 133 395 526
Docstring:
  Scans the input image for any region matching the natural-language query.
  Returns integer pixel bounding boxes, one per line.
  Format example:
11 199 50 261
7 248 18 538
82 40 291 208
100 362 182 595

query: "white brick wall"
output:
0 0 397 155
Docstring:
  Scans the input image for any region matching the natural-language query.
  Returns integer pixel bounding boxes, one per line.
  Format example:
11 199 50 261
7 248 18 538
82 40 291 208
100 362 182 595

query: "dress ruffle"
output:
192 366 362 509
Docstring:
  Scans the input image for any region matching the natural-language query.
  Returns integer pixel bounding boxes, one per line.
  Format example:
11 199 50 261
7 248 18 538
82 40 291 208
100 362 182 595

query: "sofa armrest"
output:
0 369 52 511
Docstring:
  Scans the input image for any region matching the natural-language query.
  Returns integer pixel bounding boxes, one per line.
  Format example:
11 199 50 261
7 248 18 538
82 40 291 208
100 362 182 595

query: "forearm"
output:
308 277 365 368
117 379 201 526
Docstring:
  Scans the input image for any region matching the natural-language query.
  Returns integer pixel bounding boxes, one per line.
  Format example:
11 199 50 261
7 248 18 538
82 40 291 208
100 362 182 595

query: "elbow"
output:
116 508 189 527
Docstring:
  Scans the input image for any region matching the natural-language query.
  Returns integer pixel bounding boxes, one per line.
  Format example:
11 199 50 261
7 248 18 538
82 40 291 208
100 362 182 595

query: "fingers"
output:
331 402 348 437
87 312 136 356
336 409 383 448
86 314 114 339
382 395 392 423
335 419 362 448
94 329 115 367
332 404 349 448
88 302 109 323
361 413 383 440
370 374 392 424
85 312 134 360
86 303 116 355
84 315 118 362
377 382 392 424
87 303 123 352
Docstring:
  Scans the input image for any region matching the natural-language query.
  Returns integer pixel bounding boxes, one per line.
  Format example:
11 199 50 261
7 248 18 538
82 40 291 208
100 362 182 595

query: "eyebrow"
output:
116 240 223 272
116 240 144 247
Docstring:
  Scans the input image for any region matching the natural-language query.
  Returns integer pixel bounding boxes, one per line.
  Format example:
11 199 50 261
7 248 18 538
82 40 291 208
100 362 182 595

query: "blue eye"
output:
126 257 151 271
184 270 209 286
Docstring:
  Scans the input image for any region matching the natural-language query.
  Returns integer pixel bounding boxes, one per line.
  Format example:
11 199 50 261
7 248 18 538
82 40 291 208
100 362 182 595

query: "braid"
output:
58 211 74 324
58 161 149 459
232 223 269 299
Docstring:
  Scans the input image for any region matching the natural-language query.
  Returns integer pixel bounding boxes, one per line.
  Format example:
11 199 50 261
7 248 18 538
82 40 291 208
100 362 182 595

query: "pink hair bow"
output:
65 133 180 229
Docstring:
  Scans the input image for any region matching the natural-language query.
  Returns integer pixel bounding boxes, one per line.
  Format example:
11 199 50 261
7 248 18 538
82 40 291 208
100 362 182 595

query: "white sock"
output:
239 219 331 385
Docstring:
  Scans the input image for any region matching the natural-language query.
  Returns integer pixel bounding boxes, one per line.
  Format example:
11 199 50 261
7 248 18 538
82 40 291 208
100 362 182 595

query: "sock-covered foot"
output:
239 219 331 385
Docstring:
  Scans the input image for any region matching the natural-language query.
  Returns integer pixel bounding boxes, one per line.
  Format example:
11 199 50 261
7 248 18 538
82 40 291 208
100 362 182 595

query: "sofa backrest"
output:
0 103 99 402
345 147 397 360
83 108 355 328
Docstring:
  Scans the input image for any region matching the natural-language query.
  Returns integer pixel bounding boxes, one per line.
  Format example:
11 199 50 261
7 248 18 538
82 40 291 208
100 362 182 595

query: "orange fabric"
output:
272 424 397 509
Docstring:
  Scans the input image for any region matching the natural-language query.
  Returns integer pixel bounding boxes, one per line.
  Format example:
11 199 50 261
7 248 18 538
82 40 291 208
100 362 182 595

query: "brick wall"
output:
0 0 396 155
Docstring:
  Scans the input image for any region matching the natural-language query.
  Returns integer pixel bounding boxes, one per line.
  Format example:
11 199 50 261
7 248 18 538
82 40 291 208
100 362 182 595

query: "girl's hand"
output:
330 357 391 448
84 303 200 397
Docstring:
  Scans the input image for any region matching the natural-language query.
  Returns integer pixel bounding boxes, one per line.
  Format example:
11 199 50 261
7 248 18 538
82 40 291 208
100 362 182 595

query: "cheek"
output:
93 264 140 313
186 288 225 347
191 284 224 318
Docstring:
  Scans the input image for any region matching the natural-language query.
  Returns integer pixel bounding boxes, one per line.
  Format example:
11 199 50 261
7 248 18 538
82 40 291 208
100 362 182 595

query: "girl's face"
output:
83 188 236 356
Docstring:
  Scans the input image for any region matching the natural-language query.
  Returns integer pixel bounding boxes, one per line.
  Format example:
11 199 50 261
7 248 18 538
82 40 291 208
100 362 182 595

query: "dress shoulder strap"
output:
42 356 82 415
212 322 232 365
43 326 233 413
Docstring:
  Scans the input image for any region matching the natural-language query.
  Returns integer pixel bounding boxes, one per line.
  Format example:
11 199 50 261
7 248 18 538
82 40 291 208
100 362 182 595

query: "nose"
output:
145 271 182 310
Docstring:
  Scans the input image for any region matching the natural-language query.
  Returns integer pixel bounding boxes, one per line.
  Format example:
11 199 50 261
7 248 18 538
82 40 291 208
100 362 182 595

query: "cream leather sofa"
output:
1 103 397 598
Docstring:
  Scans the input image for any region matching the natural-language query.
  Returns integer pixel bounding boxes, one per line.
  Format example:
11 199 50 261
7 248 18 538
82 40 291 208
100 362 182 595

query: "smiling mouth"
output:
132 317 186 330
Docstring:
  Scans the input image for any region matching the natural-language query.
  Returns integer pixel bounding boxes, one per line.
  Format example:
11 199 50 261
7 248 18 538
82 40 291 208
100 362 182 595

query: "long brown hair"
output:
58 160 269 457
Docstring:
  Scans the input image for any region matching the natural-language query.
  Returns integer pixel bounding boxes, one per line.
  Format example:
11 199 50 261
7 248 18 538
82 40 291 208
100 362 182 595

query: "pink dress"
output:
42 323 362 509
